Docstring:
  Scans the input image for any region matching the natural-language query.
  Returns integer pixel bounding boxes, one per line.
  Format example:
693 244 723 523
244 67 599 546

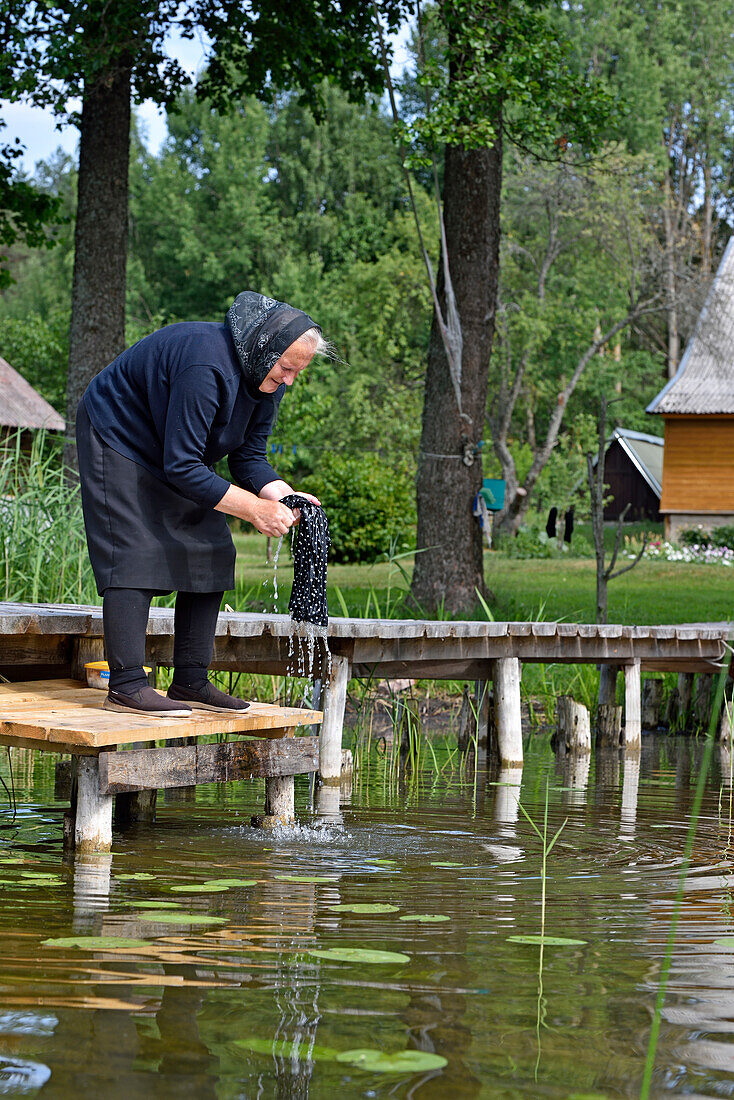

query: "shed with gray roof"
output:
648 238 734 538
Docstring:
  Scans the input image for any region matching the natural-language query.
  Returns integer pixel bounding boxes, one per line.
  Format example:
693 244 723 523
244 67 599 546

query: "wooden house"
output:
0 356 65 450
600 428 663 522
647 238 734 539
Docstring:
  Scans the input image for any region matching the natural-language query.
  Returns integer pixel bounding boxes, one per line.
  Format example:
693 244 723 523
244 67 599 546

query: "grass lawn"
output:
232 531 734 624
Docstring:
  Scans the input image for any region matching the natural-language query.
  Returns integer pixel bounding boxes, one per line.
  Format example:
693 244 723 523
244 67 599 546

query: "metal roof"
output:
583 427 664 498
648 237 734 414
0 356 65 430
612 428 663 497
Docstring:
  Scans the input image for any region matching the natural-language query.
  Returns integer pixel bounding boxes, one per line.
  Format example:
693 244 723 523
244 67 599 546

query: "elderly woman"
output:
76 292 326 718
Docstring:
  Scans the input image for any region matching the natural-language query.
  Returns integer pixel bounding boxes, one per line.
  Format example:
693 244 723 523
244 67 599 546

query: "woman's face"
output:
259 338 315 393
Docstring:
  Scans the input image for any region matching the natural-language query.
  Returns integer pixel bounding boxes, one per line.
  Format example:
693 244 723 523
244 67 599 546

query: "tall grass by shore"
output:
0 431 98 605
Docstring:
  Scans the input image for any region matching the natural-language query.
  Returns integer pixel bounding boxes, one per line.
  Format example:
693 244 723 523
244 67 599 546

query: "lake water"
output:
1 733 734 1098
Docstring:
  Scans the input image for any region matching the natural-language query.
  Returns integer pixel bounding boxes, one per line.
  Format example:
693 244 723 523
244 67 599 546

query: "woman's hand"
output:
295 491 321 507
250 498 297 537
214 484 296 535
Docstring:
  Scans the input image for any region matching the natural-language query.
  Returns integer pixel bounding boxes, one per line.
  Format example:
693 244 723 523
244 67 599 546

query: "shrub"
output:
303 453 415 563
679 524 734 550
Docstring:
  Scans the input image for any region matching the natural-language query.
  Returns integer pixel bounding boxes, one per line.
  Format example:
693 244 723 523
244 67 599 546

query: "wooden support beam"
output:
623 661 642 750
98 735 318 794
75 755 112 853
71 636 105 681
115 789 158 825
494 657 523 766
319 656 350 784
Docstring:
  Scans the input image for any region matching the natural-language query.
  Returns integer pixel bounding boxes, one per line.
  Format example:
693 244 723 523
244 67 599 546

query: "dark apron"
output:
76 400 235 595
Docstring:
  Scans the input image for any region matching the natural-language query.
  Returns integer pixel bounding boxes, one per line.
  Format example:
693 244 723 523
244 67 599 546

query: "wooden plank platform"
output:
0 679 322 753
0 602 729 677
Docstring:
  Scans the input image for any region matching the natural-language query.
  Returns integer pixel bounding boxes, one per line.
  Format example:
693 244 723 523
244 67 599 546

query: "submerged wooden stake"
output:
597 704 622 747
555 696 591 754
641 678 664 729
263 775 295 826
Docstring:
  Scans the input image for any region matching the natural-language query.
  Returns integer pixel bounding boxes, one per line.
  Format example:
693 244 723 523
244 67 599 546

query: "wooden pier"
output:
0 674 321 853
0 602 730 785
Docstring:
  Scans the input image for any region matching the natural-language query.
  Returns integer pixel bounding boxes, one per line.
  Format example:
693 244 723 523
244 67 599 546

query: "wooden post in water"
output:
641 678 664 729
494 658 523 766
264 775 295 825
677 673 694 729
319 655 350 783
596 704 622 747
555 697 591 753
74 755 113 853
623 660 642 749
598 664 620 707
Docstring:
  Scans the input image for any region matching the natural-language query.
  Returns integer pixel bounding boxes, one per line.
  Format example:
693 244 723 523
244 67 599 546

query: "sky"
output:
1 22 412 176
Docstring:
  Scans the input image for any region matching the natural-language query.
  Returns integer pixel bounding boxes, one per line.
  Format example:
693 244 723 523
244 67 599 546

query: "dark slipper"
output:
103 685 192 718
167 682 251 713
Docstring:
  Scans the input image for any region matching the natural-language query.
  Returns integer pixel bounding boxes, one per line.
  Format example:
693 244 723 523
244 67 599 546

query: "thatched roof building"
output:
647 238 734 538
0 356 65 436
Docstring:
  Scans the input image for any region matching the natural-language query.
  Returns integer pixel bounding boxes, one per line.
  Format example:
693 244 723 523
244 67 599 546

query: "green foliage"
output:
401 0 617 159
0 312 68 411
303 453 415 564
679 525 734 550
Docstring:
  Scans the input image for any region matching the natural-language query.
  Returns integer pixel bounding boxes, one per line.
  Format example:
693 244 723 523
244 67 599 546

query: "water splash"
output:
271 535 284 609
285 620 331 683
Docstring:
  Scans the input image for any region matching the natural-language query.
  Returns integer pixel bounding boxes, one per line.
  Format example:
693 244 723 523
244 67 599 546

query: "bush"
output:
303 453 415 563
498 524 594 560
679 524 734 550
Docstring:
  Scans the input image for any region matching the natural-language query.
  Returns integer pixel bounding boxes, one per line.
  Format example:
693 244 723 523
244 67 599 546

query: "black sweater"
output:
83 321 283 508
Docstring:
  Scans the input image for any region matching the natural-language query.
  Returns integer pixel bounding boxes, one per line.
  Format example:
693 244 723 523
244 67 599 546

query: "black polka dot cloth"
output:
280 495 330 627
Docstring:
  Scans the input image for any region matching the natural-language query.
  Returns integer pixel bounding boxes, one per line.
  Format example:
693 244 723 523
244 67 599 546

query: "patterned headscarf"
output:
226 291 320 389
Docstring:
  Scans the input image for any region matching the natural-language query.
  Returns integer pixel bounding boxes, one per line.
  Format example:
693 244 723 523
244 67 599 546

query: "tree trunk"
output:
662 154 679 380
411 138 502 614
64 61 131 469
702 150 713 278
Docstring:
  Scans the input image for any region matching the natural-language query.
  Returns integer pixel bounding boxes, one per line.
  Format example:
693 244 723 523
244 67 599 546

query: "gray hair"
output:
299 326 338 360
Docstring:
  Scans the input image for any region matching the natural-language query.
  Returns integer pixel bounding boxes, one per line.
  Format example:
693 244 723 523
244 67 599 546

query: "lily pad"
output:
17 873 63 885
275 874 338 884
116 872 157 882
132 911 227 925
309 947 409 964
430 861 463 868
0 858 22 865
235 1037 340 1062
335 1049 447 1073
507 935 587 946
169 884 229 894
400 914 450 923
713 936 734 948
327 903 399 914
124 900 182 909
202 879 257 888
365 859 397 866
43 936 149 950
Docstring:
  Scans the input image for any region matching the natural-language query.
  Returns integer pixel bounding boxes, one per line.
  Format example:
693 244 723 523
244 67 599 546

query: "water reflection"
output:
7 733 734 1094
620 753 641 839
72 854 112 931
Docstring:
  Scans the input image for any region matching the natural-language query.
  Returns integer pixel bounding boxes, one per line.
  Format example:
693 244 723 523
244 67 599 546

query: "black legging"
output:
103 588 224 692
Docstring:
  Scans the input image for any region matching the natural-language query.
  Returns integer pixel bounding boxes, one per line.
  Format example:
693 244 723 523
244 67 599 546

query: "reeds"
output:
0 430 97 605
